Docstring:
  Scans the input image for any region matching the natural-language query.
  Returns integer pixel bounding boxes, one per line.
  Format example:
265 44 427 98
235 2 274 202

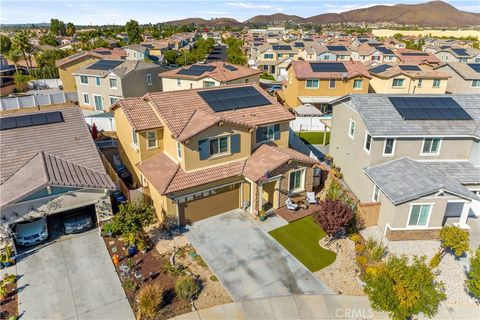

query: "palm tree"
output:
6 49 20 74
12 31 33 71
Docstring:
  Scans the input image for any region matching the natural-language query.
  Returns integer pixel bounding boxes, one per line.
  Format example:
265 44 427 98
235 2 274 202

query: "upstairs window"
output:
432 79 441 88
348 120 355 138
209 136 229 156
305 80 319 88
203 81 215 88
80 75 88 84
131 128 138 148
264 53 273 59
95 77 101 86
109 77 117 88
372 185 380 202
256 124 280 143
364 132 372 153
146 131 157 148
146 73 152 85
392 78 404 88
177 142 182 160
472 80 480 87
329 79 336 89
422 138 441 155
417 79 423 87
383 138 395 156
353 79 362 89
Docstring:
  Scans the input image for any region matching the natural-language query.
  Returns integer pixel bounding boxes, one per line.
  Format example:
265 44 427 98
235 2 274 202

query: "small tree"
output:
364 255 446 320
174 275 201 301
313 199 354 237
439 225 469 257
104 201 156 238
466 246 480 300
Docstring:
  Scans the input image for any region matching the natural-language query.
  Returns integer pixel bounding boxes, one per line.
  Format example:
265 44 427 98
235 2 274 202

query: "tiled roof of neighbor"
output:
367 62 450 79
436 62 480 80
350 43 378 56
289 61 371 80
119 97 163 131
424 161 480 185
125 44 149 52
364 158 479 205
396 49 441 65
160 61 261 82
73 60 163 78
114 83 294 142
55 48 126 67
334 94 480 138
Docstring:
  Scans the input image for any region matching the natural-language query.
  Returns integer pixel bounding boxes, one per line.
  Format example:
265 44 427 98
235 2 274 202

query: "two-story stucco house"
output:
112 83 324 225
330 94 480 240
160 62 261 92
125 44 150 61
434 63 480 94
73 59 164 112
256 43 300 80
282 61 371 108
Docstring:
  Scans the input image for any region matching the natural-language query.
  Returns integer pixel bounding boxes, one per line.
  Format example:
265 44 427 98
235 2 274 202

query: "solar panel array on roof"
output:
399 65 421 71
303 38 313 41
0 111 64 131
87 60 123 70
376 47 394 55
272 45 292 51
440 45 451 49
358 39 368 43
177 64 216 76
224 64 238 71
294 42 305 48
326 45 348 52
389 97 472 121
310 62 347 73
198 86 271 112
452 48 469 56
467 64 480 73
401 52 429 56
368 64 392 74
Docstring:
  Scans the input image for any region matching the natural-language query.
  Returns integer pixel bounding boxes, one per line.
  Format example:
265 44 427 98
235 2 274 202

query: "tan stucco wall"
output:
369 76 447 94
59 56 98 93
115 108 142 186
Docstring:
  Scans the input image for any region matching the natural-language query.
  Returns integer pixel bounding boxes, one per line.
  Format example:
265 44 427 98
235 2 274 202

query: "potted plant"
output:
1 246 14 268
325 154 333 166
125 233 137 256
258 210 267 221
3 273 16 284
137 239 147 254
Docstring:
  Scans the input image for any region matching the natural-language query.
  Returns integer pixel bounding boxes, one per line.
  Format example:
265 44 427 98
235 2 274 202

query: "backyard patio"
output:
274 204 319 222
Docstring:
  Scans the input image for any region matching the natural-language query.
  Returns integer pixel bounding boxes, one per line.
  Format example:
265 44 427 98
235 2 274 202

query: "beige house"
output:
330 94 480 240
160 62 261 92
256 43 300 80
73 59 164 112
434 62 480 94
112 83 324 225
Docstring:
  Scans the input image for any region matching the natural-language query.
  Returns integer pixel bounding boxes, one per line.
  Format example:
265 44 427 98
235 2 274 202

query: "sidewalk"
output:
171 294 480 320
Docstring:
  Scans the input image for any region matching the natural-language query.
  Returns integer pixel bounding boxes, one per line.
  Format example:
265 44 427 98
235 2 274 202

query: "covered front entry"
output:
178 183 241 225
258 178 281 213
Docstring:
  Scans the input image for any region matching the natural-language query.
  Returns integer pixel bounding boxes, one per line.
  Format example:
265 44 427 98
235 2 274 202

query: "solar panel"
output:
224 64 238 71
87 60 123 70
294 42 305 48
467 64 480 73
177 65 216 76
440 45 451 49
401 52 429 56
389 97 472 121
327 46 348 52
303 38 313 41
0 111 64 131
452 48 469 56
310 62 347 73
272 45 292 51
190 65 216 72
376 47 394 55
399 65 421 71
198 86 271 112
368 64 392 74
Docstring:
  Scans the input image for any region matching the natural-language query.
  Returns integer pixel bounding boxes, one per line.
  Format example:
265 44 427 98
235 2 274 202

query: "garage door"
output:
179 184 240 224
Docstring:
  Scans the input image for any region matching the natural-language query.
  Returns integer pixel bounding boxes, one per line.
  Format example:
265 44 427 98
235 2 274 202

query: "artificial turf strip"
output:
269 216 337 272
296 131 331 145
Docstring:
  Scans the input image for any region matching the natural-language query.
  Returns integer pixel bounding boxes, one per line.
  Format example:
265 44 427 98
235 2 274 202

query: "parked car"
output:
14 217 48 246
63 213 93 234
267 85 282 93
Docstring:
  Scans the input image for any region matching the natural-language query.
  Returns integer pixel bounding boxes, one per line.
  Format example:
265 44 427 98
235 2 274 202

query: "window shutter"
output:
256 128 264 143
273 124 280 140
231 134 241 154
199 139 209 160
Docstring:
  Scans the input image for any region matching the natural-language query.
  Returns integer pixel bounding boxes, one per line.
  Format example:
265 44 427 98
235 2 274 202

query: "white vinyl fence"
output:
290 116 329 131
0 92 78 111
84 115 116 132
29 79 63 89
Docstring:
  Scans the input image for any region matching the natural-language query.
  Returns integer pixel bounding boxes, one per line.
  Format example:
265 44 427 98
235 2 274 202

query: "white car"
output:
14 217 48 246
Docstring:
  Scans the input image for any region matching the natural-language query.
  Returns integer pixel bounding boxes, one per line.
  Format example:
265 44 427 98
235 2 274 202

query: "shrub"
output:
366 237 378 250
466 246 480 299
440 226 469 257
349 233 362 244
355 244 366 254
175 275 201 301
356 255 368 267
210 275 218 281
122 279 138 293
366 266 380 277
429 251 443 269
103 201 156 239
136 284 163 319
161 261 183 276
371 242 387 262
313 199 355 237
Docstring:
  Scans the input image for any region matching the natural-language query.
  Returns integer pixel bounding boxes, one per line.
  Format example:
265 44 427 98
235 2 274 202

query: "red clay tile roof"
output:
137 153 180 194
396 49 441 65
289 60 372 80
55 48 126 67
160 61 261 82
117 98 163 131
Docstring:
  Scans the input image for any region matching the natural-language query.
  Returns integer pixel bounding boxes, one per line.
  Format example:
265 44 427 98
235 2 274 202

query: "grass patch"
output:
296 131 330 145
269 216 336 271
260 72 276 81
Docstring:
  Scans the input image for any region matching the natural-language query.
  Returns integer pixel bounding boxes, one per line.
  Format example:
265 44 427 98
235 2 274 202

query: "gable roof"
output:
435 62 480 80
288 61 371 80
367 62 450 79
160 61 261 82
73 60 163 78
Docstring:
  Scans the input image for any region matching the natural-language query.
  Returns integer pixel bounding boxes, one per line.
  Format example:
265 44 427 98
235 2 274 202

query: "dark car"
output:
63 213 93 234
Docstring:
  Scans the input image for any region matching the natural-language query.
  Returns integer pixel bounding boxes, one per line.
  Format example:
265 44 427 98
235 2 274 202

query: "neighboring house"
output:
383 38 406 49
426 46 480 63
350 44 383 62
282 61 371 108
0 105 115 230
160 61 261 91
111 83 324 225
435 62 480 93
330 94 480 240
256 43 300 79
396 49 441 68
299 45 351 62
125 44 150 61
367 62 450 94
73 59 164 112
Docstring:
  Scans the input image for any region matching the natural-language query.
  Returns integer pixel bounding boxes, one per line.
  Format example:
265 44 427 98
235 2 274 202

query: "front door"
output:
94 95 103 111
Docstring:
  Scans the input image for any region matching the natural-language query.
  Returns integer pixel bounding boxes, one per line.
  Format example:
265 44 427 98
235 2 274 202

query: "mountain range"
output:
167 1 480 28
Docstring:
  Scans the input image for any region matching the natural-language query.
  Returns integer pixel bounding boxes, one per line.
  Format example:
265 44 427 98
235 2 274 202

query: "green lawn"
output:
296 131 330 145
269 216 336 271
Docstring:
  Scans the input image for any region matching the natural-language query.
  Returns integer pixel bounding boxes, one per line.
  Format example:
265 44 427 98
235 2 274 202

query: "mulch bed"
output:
1 280 18 319
103 235 191 319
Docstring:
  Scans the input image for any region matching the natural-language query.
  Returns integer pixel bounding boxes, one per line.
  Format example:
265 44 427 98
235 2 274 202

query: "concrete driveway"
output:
186 209 332 301
16 229 134 320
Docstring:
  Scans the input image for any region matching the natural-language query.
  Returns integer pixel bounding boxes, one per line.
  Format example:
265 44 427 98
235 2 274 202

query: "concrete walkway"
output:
172 295 480 320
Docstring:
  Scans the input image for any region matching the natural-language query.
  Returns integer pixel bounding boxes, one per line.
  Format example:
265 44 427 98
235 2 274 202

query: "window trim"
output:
363 131 372 153
372 185 380 202
208 135 230 158
432 79 441 88
305 79 319 89
93 94 103 111
392 78 405 88
80 75 88 85
406 203 433 229
471 79 480 88
382 138 396 157
176 141 182 160
95 77 101 86
257 124 279 143
348 119 356 139
288 168 306 194
131 128 138 149
329 79 336 89
109 77 118 89
146 73 152 86
264 53 274 59
82 93 90 105
353 79 363 90
421 138 442 156
146 131 157 149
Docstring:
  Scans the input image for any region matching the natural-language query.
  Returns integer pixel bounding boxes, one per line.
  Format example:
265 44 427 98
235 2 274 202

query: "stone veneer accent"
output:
386 228 441 241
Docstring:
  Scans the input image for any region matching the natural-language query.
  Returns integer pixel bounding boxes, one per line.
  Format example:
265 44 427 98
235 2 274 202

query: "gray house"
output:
434 63 480 94
330 94 480 240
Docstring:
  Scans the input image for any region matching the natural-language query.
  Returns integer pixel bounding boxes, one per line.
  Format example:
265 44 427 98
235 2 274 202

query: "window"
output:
353 79 363 89
472 80 480 87
289 169 305 193
131 128 138 147
109 78 117 88
392 78 404 88
203 81 215 88
348 120 355 138
177 79 181 86
177 142 182 159
93 95 103 111
146 73 152 85
444 55 448 61
372 185 380 202
80 75 88 84
364 132 372 153
305 79 319 88
209 136 229 156
256 124 280 143
408 204 432 227
371 55 380 61
422 138 441 155
146 131 157 148
109 96 119 106
383 138 395 156
417 79 423 87
475 58 480 63
264 53 273 59
324 55 330 60
96 77 101 86
277 53 283 58
329 79 336 89
83 93 89 105
433 79 441 88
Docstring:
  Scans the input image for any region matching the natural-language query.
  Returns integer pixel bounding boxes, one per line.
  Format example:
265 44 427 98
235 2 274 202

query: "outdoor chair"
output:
286 198 299 211
306 192 317 204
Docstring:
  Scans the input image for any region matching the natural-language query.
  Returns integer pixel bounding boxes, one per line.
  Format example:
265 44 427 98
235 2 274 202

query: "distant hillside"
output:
166 17 243 27
245 13 307 25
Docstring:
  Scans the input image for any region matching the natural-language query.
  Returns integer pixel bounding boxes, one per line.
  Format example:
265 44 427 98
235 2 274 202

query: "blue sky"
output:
1 0 479 25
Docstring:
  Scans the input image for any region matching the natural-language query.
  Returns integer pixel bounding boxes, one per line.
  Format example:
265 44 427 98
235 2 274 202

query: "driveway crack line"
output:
60 239 80 320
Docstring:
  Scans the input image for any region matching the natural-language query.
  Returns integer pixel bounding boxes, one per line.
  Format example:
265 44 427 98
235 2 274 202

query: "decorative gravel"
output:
360 227 478 306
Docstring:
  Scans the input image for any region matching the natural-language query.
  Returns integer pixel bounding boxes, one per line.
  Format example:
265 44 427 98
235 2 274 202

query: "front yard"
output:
296 131 330 145
269 216 336 272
